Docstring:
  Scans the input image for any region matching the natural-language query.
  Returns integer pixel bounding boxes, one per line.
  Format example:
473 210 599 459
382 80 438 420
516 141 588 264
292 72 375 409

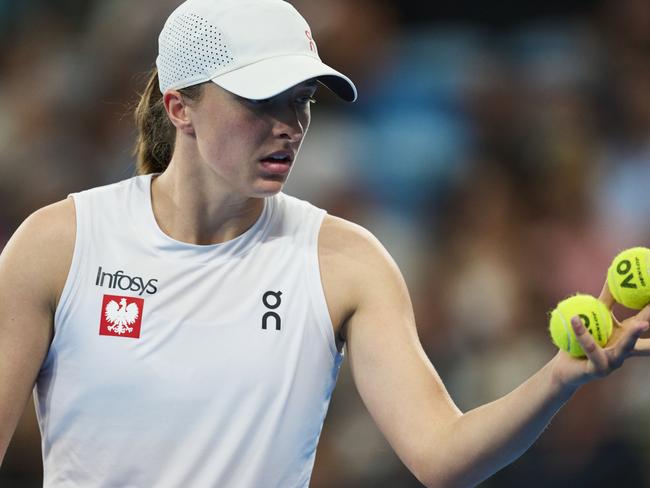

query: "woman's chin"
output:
250 179 286 197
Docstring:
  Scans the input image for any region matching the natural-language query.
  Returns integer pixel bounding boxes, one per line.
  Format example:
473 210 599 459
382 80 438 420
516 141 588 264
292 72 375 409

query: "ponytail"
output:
133 67 204 175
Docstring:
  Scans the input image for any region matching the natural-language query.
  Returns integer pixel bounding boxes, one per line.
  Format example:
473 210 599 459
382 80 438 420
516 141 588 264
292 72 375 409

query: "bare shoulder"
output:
0 198 76 456
7 198 76 258
1 198 76 310
318 214 406 338
319 214 393 264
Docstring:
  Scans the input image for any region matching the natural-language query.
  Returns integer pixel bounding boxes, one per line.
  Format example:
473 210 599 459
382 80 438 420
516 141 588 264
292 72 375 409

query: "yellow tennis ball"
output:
607 247 650 309
549 294 613 358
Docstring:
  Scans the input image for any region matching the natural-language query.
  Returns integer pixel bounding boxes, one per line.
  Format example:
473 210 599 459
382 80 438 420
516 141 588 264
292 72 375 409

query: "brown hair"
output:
133 67 204 175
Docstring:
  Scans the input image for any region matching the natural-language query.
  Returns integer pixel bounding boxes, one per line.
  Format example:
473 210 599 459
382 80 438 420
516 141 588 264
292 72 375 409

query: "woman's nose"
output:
271 105 305 143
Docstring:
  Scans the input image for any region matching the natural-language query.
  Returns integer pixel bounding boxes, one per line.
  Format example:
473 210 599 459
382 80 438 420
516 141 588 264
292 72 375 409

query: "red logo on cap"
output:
305 30 316 53
99 294 144 339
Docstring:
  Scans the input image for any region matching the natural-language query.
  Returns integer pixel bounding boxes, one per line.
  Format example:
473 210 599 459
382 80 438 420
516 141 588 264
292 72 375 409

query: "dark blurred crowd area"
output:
2 0 650 486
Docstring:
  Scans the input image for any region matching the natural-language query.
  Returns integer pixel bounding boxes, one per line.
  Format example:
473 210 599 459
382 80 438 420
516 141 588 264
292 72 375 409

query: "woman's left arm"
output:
320 217 650 488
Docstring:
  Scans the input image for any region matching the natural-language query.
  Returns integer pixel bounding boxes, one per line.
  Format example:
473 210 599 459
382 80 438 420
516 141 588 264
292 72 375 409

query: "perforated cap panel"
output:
158 13 234 92
155 0 357 101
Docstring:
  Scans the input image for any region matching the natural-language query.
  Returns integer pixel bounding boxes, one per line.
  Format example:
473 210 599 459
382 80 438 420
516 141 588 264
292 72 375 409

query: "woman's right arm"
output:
0 199 75 464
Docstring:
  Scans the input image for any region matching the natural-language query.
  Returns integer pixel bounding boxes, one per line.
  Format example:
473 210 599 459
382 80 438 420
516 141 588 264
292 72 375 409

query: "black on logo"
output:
616 259 638 289
262 291 282 331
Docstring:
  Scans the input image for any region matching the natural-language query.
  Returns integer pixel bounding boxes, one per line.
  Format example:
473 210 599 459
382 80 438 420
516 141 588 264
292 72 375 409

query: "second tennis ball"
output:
549 294 613 358
607 247 650 309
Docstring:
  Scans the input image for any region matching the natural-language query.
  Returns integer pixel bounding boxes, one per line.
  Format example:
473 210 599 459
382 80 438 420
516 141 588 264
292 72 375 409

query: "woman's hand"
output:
552 283 650 390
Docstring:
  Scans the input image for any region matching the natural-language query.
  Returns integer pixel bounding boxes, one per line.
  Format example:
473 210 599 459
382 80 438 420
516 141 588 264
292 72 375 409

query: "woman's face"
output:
185 80 317 197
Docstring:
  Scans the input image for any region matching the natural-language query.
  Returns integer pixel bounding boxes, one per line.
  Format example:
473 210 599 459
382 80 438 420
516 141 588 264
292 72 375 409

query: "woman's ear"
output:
163 90 195 136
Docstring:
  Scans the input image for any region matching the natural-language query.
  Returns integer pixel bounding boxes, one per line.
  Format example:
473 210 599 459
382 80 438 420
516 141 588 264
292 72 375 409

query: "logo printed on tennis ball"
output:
607 247 650 309
549 294 613 358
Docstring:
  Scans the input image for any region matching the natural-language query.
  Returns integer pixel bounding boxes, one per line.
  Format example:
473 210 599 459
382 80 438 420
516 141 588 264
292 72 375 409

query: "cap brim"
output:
211 55 357 102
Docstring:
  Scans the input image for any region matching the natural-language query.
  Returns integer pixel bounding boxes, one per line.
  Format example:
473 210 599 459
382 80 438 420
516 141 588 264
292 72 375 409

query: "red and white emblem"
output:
99 294 144 339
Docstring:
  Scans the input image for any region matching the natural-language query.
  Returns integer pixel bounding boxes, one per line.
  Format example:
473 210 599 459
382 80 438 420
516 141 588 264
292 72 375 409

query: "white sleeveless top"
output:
34 175 342 488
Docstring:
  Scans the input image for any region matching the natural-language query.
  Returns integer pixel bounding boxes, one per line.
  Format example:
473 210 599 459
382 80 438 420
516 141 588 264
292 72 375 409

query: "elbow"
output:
416 462 499 488
413 452 499 488
416 473 464 488
404 427 471 487
407 458 453 488
409 450 481 488
417 472 479 488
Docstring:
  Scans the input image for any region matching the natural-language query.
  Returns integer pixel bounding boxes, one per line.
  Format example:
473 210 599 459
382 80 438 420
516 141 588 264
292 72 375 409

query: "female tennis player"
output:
1 0 649 486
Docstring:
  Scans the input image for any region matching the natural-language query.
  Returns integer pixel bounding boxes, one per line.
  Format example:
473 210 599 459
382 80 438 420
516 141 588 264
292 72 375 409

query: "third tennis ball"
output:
607 247 650 309
549 294 613 358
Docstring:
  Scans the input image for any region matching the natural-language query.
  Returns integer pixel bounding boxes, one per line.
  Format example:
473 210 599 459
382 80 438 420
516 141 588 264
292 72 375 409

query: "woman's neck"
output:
150 163 264 246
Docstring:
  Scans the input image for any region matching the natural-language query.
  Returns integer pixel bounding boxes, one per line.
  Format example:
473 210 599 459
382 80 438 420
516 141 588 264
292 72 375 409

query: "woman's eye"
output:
247 98 270 105
242 94 315 107
297 96 317 105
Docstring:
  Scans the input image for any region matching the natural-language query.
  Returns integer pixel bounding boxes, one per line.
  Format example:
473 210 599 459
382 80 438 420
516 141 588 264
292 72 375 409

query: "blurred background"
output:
1 0 649 486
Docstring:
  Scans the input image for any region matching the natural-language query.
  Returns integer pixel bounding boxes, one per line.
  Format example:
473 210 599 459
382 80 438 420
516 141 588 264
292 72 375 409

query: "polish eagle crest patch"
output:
99 295 144 338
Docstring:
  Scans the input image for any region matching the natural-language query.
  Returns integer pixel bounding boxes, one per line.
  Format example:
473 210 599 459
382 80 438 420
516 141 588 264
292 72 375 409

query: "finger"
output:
613 319 649 358
571 315 607 371
598 282 615 309
632 304 650 325
598 284 622 328
631 338 650 356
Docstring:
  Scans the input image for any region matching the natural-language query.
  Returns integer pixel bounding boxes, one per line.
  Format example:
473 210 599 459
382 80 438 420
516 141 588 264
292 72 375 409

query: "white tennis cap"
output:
156 0 357 102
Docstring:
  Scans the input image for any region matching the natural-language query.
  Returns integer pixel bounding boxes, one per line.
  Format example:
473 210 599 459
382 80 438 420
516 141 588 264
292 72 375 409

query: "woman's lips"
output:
259 159 292 175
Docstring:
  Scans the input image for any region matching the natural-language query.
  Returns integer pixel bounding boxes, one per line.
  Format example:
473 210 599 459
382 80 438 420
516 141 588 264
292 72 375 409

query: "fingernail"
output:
573 317 586 334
